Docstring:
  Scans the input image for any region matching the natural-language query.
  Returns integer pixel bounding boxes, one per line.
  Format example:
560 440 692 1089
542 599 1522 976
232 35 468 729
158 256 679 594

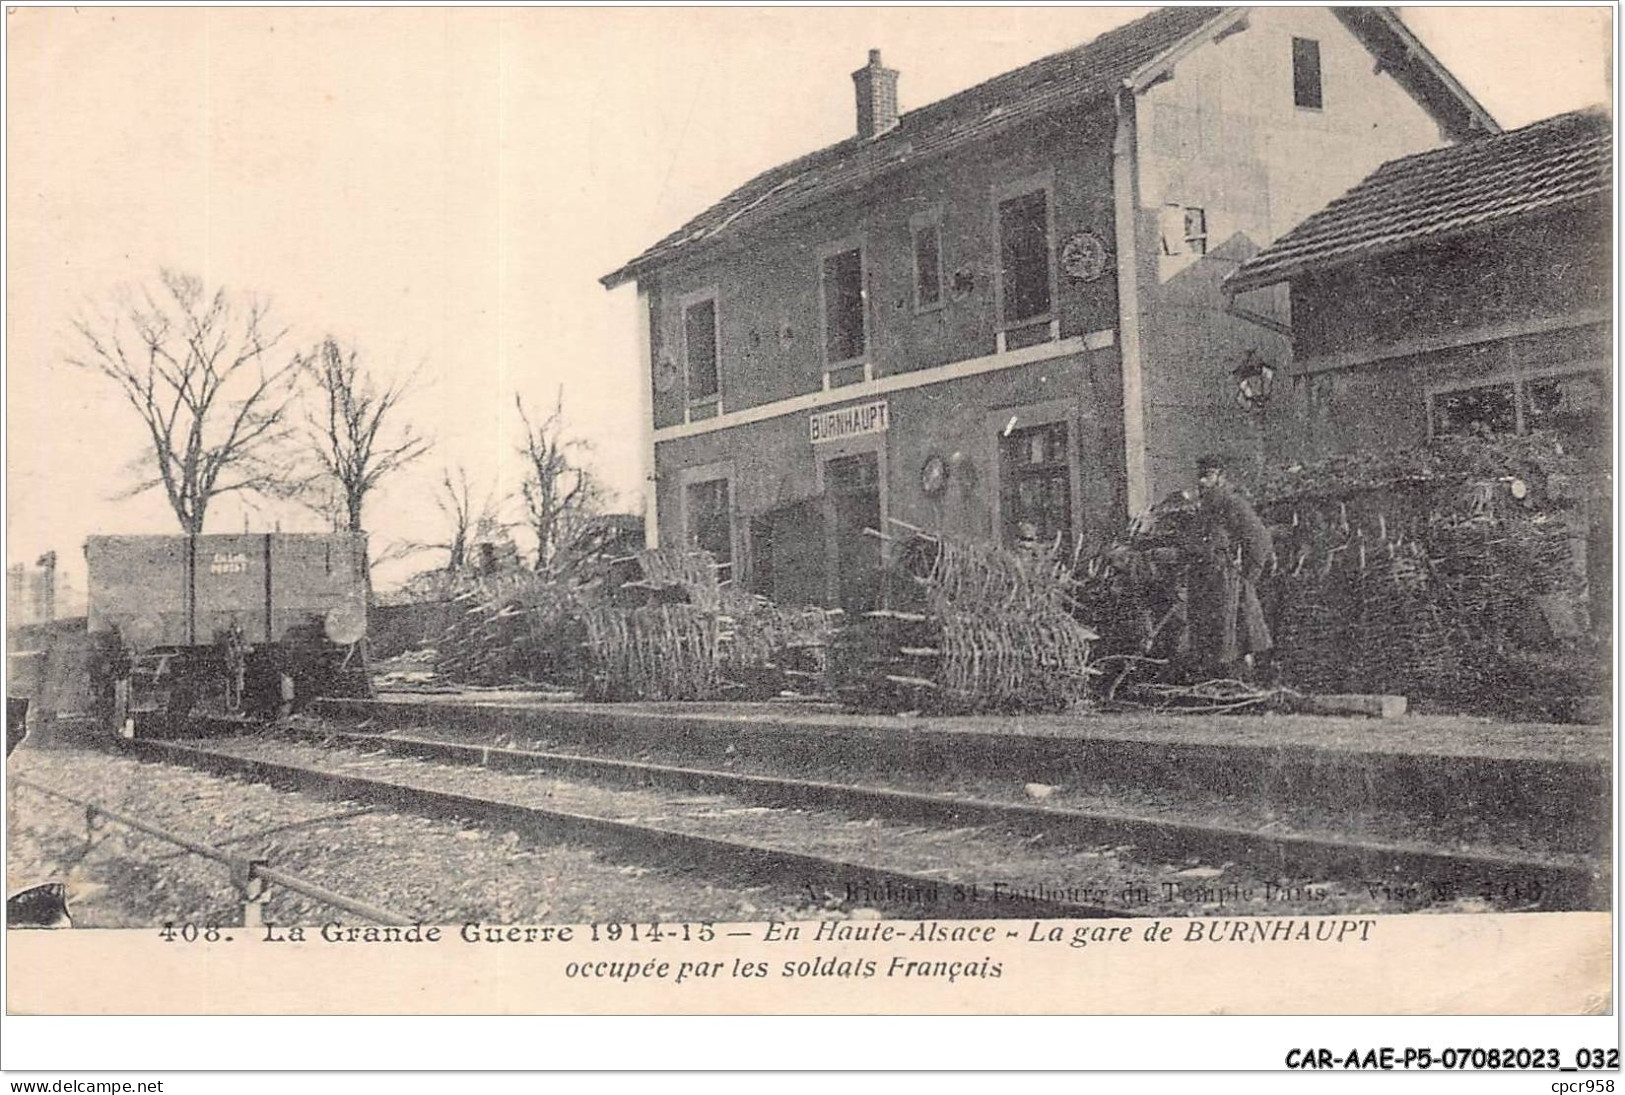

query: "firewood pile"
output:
1346 538 1459 695
827 529 1099 714
426 547 834 701
580 549 833 701
1269 561 1349 693
1253 430 1591 509
1077 431 1602 715
432 570 585 687
579 601 719 701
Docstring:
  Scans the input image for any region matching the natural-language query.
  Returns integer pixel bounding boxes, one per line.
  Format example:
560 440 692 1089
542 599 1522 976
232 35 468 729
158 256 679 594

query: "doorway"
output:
822 450 883 615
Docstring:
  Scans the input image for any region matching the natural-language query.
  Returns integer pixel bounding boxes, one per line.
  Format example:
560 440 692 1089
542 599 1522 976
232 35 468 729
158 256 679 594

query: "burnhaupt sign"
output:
810 400 889 444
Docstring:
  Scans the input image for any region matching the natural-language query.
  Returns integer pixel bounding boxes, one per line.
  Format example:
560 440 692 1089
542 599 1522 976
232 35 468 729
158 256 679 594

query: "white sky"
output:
5 5 1614 592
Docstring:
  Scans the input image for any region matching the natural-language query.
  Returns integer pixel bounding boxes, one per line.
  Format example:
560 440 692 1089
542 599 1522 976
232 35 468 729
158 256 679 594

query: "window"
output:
1432 383 1516 437
683 296 720 415
1292 37 1322 110
1000 421 1072 549
910 211 943 311
820 246 866 374
1525 371 1609 449
1432 369 1609 450
684 477 733 583
1161 204 1207 256
998 188 1053 327
1184 207 1208 256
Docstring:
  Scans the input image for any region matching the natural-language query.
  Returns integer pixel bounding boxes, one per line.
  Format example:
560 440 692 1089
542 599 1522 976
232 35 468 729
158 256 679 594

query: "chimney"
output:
852 49 899 139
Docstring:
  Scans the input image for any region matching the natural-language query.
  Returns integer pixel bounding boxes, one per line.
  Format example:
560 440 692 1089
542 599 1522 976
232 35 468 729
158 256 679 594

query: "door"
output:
823 451 883 615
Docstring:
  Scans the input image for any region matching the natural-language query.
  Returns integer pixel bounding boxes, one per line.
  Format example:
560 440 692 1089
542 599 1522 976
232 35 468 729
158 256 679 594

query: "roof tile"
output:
1228 107 1612 292
601 6 1225 287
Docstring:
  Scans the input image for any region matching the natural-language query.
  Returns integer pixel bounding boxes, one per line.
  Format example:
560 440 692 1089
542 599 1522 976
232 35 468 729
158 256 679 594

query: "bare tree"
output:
293 336 430 533
516 390 602 572
431 466 509 573
68 269 297 534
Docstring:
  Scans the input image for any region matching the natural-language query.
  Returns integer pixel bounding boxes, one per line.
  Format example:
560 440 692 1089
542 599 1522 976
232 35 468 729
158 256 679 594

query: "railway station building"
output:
1226 105 1613 635
601 6 1497 613
1225 106 1612 468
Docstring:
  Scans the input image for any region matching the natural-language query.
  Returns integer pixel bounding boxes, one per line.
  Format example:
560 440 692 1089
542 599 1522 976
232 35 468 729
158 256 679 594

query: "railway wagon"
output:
86 532 369 731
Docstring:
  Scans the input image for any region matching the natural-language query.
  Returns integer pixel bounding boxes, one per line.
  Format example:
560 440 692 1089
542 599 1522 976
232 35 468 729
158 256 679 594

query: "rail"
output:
11 775 416 927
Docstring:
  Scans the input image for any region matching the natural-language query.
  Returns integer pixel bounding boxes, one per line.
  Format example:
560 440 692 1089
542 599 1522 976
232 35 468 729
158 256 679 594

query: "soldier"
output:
1188 454 1276 680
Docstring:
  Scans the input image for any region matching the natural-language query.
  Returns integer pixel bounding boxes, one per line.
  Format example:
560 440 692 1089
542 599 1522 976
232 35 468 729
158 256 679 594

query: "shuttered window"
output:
912 218 943 310
684 297 719 404
1293 37 1323 109
998 189 1052 324
821 247 866 366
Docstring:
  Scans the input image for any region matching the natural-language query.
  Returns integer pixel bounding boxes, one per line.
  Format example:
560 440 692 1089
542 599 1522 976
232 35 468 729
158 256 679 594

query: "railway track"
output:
128 732 1131 919
125 716 1607 917
284 720 1604 907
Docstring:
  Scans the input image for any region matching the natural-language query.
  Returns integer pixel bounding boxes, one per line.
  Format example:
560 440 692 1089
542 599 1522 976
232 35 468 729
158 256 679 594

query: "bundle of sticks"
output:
828 525 1099 714
433 571 582 686
1347 537 1459 696
582 549 834 701
579 601 720 701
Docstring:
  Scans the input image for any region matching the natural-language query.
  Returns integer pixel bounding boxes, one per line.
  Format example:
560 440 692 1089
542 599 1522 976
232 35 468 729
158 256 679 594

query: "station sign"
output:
810 400 889 445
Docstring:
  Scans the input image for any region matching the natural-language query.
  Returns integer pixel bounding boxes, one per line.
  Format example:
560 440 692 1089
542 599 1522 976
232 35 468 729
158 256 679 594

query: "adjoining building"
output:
1226 106 1612 466
602 6 1497 612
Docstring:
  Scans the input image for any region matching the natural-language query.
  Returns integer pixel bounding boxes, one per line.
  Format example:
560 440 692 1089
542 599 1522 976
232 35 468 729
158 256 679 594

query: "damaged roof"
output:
1228 107 1612 293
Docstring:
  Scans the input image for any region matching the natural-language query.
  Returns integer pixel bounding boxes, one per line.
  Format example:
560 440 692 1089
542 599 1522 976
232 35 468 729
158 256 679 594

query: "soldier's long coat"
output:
1187 483 1274 666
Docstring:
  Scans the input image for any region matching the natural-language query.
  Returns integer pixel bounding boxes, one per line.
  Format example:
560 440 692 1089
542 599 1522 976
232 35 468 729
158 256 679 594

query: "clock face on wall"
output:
654 355 680 393
1060 231 1109 283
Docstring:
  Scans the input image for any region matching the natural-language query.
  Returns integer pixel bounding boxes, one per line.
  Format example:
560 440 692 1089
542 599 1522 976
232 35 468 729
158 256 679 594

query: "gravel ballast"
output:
154 736 1544 918
8 747 824 928
318 715 1605 862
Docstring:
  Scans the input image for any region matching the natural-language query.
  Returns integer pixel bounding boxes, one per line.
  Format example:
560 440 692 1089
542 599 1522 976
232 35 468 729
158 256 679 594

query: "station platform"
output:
342 689 1610 764
314 691 1611 836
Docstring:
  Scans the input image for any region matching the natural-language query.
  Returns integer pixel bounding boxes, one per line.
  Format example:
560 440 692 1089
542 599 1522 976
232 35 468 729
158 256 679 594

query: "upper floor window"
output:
1183 207 1208 256
996 181 1057 351
1292 37 1323 110
1160 204 1208 256
999 189 1052 323
910 209 944 312
820 242 867 386
683 294 720 418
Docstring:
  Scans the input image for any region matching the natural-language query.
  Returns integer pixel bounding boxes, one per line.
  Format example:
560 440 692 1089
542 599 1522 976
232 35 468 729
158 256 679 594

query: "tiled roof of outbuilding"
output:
1228 107 1612 293
600 6 1227 288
